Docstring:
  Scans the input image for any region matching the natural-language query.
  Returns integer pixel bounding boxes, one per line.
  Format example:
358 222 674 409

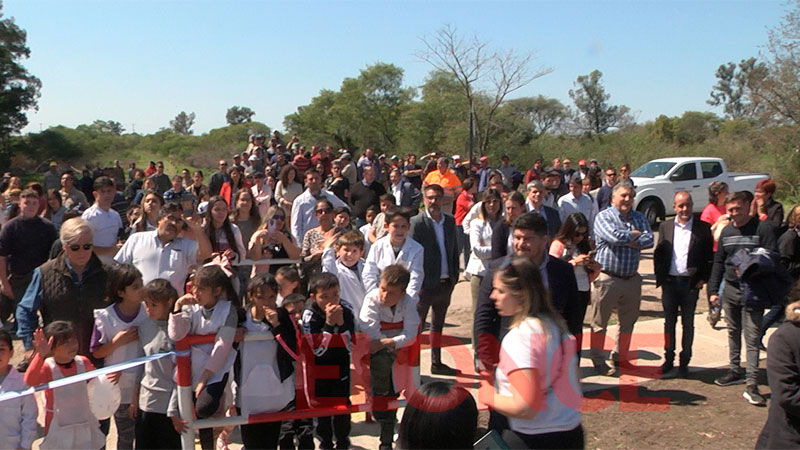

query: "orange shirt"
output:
423 170 462 198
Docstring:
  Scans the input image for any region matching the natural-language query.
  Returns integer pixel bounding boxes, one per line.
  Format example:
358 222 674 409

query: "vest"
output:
39 253 109 361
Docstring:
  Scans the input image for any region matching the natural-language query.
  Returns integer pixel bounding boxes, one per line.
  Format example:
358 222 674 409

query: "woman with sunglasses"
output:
16 217 110 362
299 199 335 281
249 205 300 275
549 212 600 349
481 256 583 449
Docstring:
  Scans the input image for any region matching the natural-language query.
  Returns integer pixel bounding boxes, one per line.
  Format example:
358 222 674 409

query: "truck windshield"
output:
631 161 676 178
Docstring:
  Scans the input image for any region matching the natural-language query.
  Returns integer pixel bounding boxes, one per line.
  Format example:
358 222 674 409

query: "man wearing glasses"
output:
597 168 618 211
114 203 212 295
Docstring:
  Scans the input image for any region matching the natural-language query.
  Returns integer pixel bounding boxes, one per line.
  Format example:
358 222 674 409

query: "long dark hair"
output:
193 264 240 310
204 195 240 258
230 188 261 225
478 188 502 222
554 212 591 255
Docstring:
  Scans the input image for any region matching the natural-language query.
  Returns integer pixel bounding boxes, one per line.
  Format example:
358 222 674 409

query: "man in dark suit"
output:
389 168 421 213
208 159 230 197
474 212 579 375
524 180 561 238
653 191 714 377
410 184 460 375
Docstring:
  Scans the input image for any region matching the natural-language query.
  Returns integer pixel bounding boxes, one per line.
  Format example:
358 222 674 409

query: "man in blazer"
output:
389 168 421 213
525 180 562 238
474 212 579 376
410 184 460 375
653 191 714 377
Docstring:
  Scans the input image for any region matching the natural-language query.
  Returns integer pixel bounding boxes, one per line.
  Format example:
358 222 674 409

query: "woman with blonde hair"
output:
249 205 300 275
482 256 583 449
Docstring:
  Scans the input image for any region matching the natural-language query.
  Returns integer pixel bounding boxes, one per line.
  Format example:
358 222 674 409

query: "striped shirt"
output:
593 206 654 276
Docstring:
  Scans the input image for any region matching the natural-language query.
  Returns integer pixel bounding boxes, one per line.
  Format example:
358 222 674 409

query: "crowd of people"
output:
0 130 797 449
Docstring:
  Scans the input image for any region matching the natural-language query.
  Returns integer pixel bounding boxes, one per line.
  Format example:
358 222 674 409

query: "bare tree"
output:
417 25 552 158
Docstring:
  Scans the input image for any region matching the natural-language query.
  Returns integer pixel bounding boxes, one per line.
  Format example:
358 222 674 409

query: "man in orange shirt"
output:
423 157 462 215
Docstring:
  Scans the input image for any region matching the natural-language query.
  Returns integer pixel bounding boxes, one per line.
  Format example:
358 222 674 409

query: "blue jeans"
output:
661 277 699 365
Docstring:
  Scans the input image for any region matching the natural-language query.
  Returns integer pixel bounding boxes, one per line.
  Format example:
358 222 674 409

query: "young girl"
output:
0 329 37 450
134 279 181 450
25 321 106 450
204 195 247 265
236 273 297 449
168 265 239 450
275 265 301 306
91 263 149 450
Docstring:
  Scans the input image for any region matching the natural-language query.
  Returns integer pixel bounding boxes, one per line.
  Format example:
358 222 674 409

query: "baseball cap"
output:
578 159 587 166
452 155 461 161
50 161 58 167
479 156 489 162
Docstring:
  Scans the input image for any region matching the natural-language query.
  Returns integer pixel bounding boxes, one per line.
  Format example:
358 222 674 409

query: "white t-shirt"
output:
495 316 582 435
82 204 122 247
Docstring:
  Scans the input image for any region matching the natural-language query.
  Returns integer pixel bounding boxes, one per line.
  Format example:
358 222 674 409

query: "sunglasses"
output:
606 173 617 177
272 215 286 220
69 243 93 251
315 208 332 215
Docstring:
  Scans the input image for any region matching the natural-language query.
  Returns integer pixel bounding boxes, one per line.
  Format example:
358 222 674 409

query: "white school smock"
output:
40 357 106 450
359 289 419 349
93 302 149 403
185 301 238 386
362 235 424 301
0 368 37 450
236 309 295 415
321 247 367 317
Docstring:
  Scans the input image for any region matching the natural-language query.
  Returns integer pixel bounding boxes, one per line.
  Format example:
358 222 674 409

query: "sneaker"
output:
714 370 745 386
593 360 613 376
743 385 767 406
661 360 675 375
678 364 690 378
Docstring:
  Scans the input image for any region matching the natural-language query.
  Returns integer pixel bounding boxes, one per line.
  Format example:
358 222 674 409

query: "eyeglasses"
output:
68 243 93 251
315 208 332 215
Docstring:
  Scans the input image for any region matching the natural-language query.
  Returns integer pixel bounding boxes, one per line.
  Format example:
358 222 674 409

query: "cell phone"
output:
268 219 278 233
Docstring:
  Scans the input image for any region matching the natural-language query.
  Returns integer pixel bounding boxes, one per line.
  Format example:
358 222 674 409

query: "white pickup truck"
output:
630 157 769 225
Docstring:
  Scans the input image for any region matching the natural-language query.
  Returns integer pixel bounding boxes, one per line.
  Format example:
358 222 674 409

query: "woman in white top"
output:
467 188 503 315
203 195 247 267
483 256 583 449
274 165 302 223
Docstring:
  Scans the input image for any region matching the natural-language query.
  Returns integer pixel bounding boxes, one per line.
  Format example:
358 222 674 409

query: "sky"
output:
4 0 788 136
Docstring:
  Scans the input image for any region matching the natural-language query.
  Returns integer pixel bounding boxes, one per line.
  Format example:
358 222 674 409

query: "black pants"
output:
315 413 351 450
278 416 314 449
501 424 584 449
417 279 454 364
135 410 181 449
661 278 699 365
195 374 229 450
0 271 32 326
241 420 282 450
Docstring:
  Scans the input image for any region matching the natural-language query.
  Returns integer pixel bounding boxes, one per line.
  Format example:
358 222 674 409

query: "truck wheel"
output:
638 200 661 227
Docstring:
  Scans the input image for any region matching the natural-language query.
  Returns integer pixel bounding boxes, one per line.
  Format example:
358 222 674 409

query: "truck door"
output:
668 162 701 214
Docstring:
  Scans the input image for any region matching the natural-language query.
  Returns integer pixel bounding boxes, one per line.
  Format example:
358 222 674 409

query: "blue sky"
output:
5 0 786 135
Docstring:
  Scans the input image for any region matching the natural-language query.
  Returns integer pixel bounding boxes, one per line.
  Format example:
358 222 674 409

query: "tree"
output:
499 96 568 143
0 2 41 139
569 70 633 135
226 106 255 125
91 119 125 135
170 111 195 135
417 25 551 157
284 63 415 152
707 58 768 120
757 0 800 124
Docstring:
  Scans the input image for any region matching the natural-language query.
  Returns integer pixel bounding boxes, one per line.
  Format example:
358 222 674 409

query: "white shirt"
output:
496 317 582 435
557 193 596 231
290 188 347 244
359 223 373 255
391 182 403 205
359 288 420 349
462 201 483 235
363 235 424 301
250 183 273 218
0 368 37 450
322 247 367 317
669 217 693 276
114 231 199 295
425 209 449 278
467 217 495 276
82 204 122 247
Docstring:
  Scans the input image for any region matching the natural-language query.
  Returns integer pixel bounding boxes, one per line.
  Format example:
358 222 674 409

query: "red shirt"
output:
455 190 474 225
